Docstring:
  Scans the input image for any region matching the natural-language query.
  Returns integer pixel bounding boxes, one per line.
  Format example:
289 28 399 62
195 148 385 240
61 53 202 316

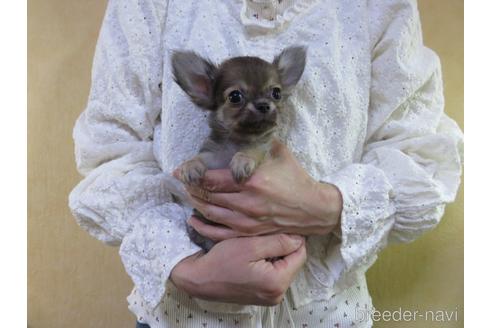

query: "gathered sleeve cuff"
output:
119 203 201 309
322 164 396 271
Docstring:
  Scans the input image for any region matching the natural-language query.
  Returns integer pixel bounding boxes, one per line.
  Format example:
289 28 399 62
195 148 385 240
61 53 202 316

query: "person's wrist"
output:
170 252 204 297
304 181 342 233
321 181 343 220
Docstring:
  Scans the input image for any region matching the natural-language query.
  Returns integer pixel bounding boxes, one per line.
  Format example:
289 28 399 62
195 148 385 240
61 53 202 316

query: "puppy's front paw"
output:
230 152 256 183
178 159 207 186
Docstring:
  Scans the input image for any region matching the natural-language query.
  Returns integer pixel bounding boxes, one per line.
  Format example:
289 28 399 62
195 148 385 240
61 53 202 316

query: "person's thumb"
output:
248 234 304 261
269 138 288 159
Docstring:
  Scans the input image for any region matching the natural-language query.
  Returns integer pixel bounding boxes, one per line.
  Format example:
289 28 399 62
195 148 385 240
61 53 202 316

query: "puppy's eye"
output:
228 90 243 104
272 87 282 100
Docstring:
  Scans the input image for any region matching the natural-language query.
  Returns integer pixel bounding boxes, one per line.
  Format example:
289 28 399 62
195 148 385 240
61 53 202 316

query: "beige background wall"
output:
27 1 463 327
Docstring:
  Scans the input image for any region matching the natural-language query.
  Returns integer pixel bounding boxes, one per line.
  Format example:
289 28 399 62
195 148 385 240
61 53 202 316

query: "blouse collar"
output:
240 0 321 32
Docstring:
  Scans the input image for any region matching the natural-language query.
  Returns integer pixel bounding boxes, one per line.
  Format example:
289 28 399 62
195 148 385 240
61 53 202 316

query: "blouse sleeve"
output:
68 0 201 309
300 0 463 300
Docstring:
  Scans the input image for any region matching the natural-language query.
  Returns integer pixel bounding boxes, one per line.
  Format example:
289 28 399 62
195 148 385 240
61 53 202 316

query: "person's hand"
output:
175 140 342 241
170 234 306 305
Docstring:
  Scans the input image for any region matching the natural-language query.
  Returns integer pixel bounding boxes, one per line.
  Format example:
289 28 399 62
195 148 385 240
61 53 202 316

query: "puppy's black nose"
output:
255 102 270 113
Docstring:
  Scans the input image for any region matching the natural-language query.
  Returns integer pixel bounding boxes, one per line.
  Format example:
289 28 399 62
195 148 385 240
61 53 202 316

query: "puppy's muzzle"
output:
255 102 271 113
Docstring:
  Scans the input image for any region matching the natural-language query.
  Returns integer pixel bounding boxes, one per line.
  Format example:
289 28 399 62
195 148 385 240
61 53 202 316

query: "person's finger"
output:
185 184 294 223
269 138 289 159
201 169 243 192
172 167 184 182
271 241 307 275
187 216 242 241
190 196 278 235
185 185 215 203
247 234 304 261
185 186 266 217
188 196 244 227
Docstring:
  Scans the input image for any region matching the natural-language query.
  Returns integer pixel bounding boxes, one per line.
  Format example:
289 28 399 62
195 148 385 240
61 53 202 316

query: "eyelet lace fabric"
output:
240 0 321 31
69 0 463 325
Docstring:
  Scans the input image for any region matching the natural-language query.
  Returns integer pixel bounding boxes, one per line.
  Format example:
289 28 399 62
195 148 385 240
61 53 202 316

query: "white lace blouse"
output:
69 0 463 317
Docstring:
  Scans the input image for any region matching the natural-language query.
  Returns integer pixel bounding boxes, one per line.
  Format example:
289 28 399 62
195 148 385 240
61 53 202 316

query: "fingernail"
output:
290 235 304 245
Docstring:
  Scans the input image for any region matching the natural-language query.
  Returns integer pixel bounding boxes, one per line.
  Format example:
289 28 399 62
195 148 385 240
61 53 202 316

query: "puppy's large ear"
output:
171 51 217 109
273 46 307 92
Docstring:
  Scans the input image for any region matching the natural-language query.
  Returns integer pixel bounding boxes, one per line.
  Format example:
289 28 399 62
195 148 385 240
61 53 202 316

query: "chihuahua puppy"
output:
172 46 307 251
